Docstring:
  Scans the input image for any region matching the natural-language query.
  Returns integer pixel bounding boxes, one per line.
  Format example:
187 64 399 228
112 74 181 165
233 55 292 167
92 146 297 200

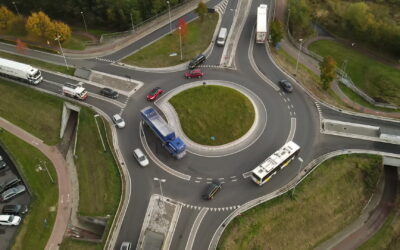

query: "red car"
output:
147 87 164 101
184 69 204 79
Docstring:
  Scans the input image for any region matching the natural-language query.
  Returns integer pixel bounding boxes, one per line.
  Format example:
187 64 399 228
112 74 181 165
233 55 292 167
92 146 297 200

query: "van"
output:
216 27 228 46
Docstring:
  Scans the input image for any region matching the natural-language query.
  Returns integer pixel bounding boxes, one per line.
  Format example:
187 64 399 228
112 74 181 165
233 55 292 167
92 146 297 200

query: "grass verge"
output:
121 13 218 67
218 154 382 250
0 51 75 76
75 108 121 216
308 40 400 106
0 79 62 145
0 131 58 250
169 85 255 145
60 238 102 250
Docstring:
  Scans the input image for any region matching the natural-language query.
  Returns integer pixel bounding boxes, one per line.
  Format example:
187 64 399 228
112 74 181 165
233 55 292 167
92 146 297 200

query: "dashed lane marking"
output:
242 171 252 178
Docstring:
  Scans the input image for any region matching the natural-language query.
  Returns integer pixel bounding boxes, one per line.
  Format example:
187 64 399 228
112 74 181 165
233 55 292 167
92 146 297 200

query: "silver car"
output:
1 185 26 202
112 114 126 128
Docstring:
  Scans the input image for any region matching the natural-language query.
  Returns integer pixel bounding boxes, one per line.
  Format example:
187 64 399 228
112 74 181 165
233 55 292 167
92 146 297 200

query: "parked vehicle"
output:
133 148 149 167
146 87 164 101
0 185 26 202
202 181 222 200
256 4 268 43
279 79 293 93
216 27 228 46
184 69 204 79
140 106 186 159
188 54 206 69
0 58 43 85
112 114 126 128
120 242 132 250
62 83 88 100
100 88 119 99
2 204 28 215
0 177 21 193
0 214 21 226
0 161 7 172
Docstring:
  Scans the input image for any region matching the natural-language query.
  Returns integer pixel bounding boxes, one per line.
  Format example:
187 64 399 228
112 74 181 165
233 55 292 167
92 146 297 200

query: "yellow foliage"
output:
0 5 16 30
50 21 71 42
25 11 53 40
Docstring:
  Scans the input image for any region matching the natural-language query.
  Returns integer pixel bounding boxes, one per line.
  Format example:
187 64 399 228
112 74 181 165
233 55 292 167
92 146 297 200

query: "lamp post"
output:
178 26 183 61
153 178 166 204
55 35 69 69
80 11 88 33
130 13 135 31
286 8 290 33
294 38 303 76
292 157 304 196
12 2 20 16
167 1 172 33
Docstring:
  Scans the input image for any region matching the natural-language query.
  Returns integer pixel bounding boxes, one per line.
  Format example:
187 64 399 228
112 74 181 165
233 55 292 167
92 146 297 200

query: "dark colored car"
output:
0 177 21 193
184 69 204 79
0 160 7 172
2 204 28 215
146 87 164 101
100 88 119 99
188 54 206 69
279 80 293 93
202 181 222 200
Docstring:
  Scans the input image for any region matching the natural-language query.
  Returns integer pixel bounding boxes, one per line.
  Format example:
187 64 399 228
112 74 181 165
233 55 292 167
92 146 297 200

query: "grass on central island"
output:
169 85 255 146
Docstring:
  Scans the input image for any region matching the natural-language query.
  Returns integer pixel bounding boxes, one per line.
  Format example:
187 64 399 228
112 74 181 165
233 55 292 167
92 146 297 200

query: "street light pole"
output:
130 13 135 31
167 1 172 33
12 2 20 16
295 38 303 76
292 157 304 196
153 177 166 204
80 11 88 33
178 26 183 61
55 35 69 69
286 8 290 33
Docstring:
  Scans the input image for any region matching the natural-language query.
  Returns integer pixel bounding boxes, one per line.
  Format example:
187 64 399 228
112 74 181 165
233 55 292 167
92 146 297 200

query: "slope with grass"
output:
169 85 255 146
309 40 400 106
218 154 382 250
121 13 218 67
0 131 58 250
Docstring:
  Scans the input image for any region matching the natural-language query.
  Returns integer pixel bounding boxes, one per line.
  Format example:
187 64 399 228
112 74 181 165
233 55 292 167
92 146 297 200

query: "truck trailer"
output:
0 58 43 85
256 4 268 43
62 83 88 100
140 106 186 159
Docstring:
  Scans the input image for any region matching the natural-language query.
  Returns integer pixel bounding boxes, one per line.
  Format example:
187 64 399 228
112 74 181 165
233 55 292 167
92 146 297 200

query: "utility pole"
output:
80 11 88 33
167 1 172 33
12 2 20 16
295 38 303 76
55 35 69 69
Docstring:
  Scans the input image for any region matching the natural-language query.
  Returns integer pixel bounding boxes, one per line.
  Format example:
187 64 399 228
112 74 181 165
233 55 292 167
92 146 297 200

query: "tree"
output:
16 39 27 53
270 20 284 47
49 21 72 43
177 18 188 44
319 56 337 90
0 6 15 31
196 1 208 22
289 0 313 38
25 11 53 40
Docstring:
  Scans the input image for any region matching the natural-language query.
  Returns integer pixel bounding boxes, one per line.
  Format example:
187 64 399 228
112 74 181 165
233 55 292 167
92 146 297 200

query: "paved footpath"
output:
0 118 72 250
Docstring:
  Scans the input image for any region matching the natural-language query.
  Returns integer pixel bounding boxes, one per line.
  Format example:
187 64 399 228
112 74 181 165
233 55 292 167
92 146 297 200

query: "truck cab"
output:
62 82 88 100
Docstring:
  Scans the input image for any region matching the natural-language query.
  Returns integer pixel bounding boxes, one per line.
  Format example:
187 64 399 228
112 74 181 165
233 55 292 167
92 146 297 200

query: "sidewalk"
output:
0 117 72 250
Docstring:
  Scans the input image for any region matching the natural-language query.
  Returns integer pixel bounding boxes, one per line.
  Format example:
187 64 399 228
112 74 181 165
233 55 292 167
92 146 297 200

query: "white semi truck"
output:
62 83 88 100
256 4 268 43
0 58 43 85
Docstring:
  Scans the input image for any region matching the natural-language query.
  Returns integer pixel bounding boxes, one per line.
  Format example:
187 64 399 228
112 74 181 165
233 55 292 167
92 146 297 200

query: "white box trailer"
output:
256 4 268 43
62 82 88 100
0 58 43 85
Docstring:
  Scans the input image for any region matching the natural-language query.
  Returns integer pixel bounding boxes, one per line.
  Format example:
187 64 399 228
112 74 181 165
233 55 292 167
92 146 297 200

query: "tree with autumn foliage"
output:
25 11 53 40
0 6 16 31
177 18 188 45
48 21 71 43
196 1 208 22
319 56 337 90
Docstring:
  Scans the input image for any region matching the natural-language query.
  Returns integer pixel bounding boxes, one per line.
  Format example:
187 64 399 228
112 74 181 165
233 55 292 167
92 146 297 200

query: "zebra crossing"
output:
95 57 117 63
179 202 240 212
198 64 226 69
315 102 322 118
215 0 230 15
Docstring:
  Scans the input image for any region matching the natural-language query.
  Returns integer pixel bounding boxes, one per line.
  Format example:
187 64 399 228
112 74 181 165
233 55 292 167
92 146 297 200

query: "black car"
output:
202 181 222 200
0 177 21 193
188 54 206 69
100 88 119 99
0 160 7 171
279 80 293 93
2 204 28 215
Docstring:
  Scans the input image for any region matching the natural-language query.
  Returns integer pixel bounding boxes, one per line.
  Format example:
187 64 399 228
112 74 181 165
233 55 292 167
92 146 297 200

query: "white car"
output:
112 114 126 128
133 148 149 167
0 214 21 226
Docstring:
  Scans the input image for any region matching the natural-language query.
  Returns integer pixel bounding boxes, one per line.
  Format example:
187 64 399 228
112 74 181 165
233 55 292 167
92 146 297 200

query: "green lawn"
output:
0 51 75 75
121 13 218 67
218 154 382 250
75 108 121 216
169 85 255 145
309 40 400 106
0 131 58 250
0 79 63 145
60 238 102 250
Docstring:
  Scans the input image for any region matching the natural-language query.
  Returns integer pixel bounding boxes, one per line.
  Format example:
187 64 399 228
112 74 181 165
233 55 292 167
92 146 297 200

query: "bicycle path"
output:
0 117 72 250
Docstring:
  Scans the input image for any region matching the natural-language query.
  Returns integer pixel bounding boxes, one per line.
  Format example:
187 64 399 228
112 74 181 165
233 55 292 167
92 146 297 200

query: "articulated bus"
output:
251 141 300 186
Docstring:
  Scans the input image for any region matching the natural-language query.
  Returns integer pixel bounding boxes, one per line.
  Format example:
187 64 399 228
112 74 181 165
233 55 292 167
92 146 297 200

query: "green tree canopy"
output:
270 20 284 47
319 56 337 90
0 6 15 31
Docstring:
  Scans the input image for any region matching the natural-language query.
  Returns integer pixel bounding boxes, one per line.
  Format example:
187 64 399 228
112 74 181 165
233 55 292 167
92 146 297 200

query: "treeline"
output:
0 0 186 30
289 0 400 57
